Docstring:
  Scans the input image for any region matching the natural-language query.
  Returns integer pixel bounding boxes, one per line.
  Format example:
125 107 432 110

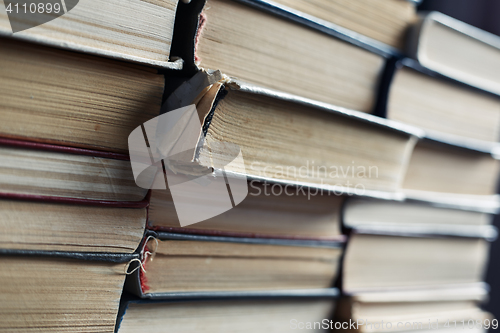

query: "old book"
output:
407 12 500 96
270 0 417 50
148 183 344 240
149 76 418 196
382 59 500 144
127 232 343 297
117 297 337 333
343 197 495 238
342 232 490 293
0 0 180 68
336 285 492 332
0 138 147 201
0 199 146 253
0 37 164 153
0 253 133 332
178 0 388 112
403 141 500 200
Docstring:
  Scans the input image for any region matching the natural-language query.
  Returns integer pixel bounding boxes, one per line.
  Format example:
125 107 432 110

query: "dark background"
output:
420 0 500 36
418 0 500 319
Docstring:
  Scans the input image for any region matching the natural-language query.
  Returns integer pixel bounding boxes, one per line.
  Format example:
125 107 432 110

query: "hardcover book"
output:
0 138 147 201
174 0 393 112
343 231 491 293
0 0 181 68
378 58 500 146
336 284 492 332
117 295 338 333
407 11 500 96
0 251 137 332
0 37 164 153
126 232 343 299
151 71 420 198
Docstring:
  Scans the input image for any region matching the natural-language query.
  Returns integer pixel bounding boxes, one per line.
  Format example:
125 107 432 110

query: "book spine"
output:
374 56 401 118
148 225 347 242
169 0 206 75
0 249 139 263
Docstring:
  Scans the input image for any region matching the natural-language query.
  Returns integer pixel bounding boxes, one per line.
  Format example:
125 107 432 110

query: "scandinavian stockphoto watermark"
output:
247 160 379 199
128 105 248 227
3 0 79 33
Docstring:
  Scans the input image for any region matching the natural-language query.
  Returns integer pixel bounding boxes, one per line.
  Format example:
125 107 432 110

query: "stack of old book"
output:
1 0 499 332
336 11 500 332
0 0 179 331
116 1 498 333
117 0 424 332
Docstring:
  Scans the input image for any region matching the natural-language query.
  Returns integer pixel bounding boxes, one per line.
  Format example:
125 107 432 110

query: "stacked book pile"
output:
0 0 178 331
0 0 499 332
